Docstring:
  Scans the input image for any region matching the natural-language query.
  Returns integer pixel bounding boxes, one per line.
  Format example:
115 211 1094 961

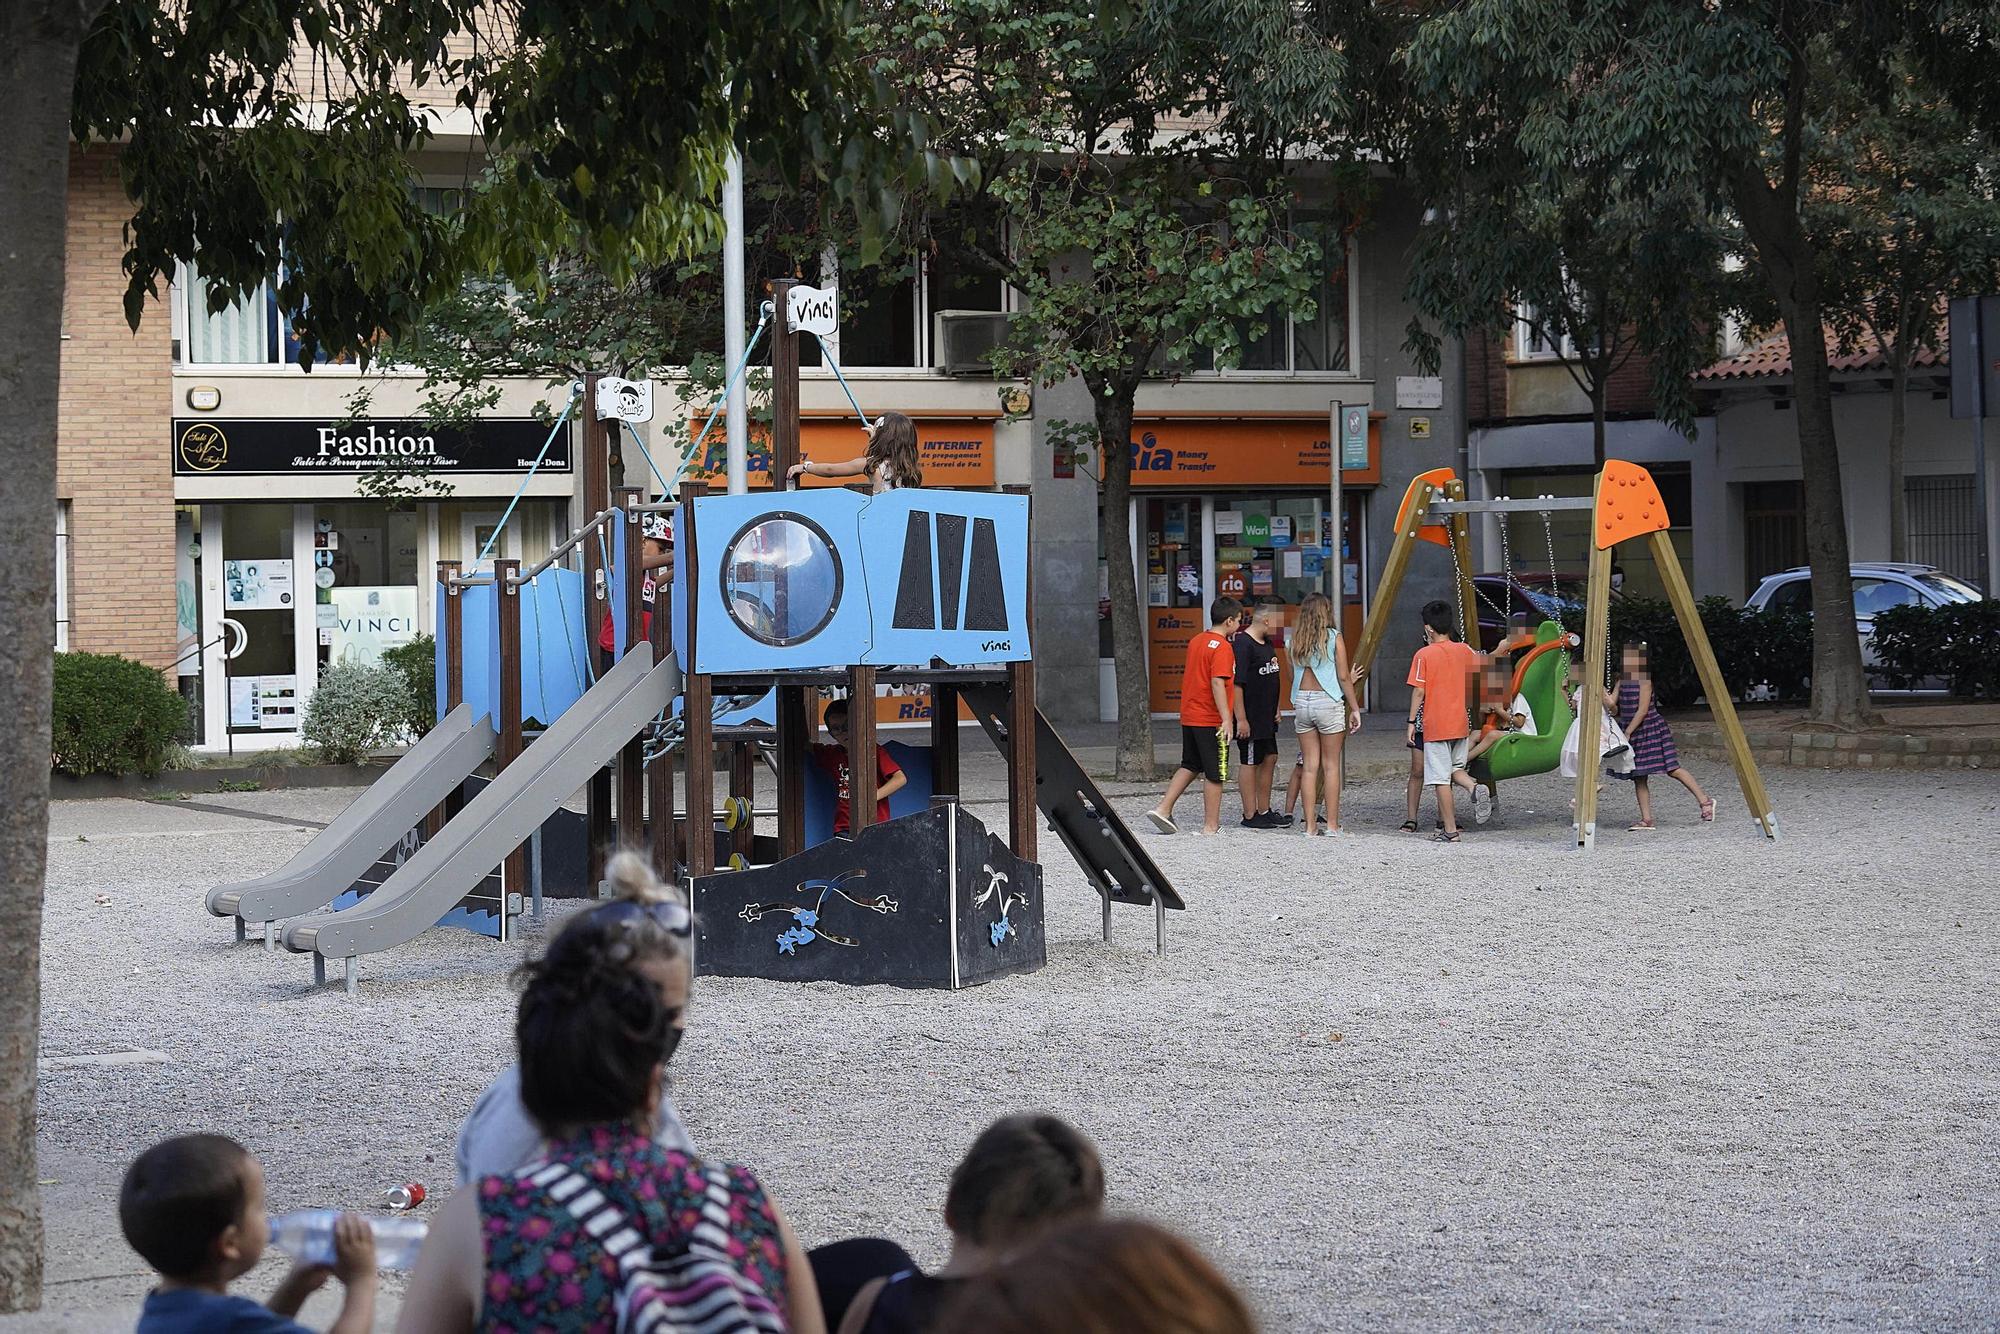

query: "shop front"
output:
1097 412 1383 720
171 413 575 751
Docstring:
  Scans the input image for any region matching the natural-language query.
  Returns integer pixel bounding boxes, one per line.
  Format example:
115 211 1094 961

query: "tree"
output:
1805 57 2000 562
1397 16 1723 463
1393 0 2000 730
867 0 1360 779
0 0 910 1307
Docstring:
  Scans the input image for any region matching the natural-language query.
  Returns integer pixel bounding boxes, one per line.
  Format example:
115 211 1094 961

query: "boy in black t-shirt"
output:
1233 599 1288 828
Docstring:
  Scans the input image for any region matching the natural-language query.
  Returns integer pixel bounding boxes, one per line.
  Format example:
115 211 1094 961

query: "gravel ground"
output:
15 758 1999 1331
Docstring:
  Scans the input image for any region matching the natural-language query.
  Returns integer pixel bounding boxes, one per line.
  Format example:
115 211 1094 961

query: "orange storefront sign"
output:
1145 605 1365 720
682 418 996 489
1119 416 1382 488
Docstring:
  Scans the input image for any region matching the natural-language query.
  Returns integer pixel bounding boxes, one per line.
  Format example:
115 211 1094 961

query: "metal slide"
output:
281 646 680 970
206 704 497 930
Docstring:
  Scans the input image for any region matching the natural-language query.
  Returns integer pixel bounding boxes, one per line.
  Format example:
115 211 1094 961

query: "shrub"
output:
380 633 438 737
1872 600 2000 697
301 663 407 764
50 652 188 777
1559 595 1812 709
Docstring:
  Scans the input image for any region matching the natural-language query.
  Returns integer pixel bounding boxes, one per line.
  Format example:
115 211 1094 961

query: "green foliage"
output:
1871 601 2000 698
301 664 408 765
49 653 188 778
215 778 263 793
381 634 439 738
1562 596 1811 709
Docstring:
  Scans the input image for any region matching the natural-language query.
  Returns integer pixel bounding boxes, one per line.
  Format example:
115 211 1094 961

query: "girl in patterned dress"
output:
397 853 825 1334
1604 642 1716 831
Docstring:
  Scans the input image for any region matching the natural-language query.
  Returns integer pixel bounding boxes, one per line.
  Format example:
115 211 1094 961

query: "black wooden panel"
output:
936 513 967 630
962 517 1008 631
891 509 935 629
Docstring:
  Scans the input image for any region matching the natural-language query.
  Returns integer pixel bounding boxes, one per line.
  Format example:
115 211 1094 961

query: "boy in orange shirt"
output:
1146 597 1244 836
1406 599 1483 842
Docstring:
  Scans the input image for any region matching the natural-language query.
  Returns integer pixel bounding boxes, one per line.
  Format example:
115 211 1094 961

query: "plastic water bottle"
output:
269 1209 428 1271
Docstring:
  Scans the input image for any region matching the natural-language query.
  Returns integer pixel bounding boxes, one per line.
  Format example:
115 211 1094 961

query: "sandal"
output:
1699 797 1716 823
1627 821 1656 832
1398 819 1418 833
1433 830 1461 843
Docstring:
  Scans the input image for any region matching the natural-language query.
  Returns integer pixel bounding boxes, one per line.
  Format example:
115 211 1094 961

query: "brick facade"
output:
55 146 175 669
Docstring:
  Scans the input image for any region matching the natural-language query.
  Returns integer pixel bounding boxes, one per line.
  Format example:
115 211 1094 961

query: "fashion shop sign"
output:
173 417 572 477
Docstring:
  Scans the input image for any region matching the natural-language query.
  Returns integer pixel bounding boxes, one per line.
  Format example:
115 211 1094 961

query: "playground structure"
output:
1352 460 1778 848
207 278 1181 990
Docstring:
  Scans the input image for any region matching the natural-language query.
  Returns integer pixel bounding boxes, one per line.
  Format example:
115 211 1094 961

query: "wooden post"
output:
1445 479 1480 647
847 665 878 833
615 487 646 850
1573 538 1613 849
1649 529 1778 839
929 683 959 797
431 559 464 838
583 375 612 888
768 278 810 857
648 550 677 875
1005 484 1037 862
680 481 715 877
1352 480 1436 680
495 558 527 900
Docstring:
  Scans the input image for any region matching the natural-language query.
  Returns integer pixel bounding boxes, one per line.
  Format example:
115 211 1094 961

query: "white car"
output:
1745 562 1985 682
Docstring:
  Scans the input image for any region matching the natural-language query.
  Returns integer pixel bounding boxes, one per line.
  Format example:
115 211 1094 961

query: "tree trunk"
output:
0 5 96 1311
1095 384 1154 781
1590 376 1608 467
1886 343 1909 563
1785 311 1880 727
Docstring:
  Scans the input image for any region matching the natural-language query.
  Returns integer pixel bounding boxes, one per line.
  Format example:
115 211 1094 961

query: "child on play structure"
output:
1232 598 1289 828
596 512 674 658
1406 599 1485 841
815 695 908 834
786 410 923 492
1146 596 1243 836
122 1134 377 1334
1605 641 1716 830
836 1114 1106 1334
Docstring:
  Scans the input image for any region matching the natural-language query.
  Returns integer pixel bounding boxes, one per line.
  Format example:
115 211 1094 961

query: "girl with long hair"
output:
787 410 922 492
1287 592 1362 836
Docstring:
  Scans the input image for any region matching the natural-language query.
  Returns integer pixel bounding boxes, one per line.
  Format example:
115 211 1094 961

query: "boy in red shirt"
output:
1405 599 1483 842
811 696 907 834
1145 597 1244 836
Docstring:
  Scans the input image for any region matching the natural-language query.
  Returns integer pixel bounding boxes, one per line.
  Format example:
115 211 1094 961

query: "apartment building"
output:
55 130 1464 743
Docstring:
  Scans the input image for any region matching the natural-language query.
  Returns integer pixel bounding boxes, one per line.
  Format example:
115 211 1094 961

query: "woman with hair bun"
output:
399 852 825 1333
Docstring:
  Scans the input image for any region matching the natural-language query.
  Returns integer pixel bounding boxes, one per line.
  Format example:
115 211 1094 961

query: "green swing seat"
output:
1467 619 1573 784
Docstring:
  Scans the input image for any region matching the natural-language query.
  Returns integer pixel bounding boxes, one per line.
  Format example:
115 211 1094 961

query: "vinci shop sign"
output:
173 417 572 477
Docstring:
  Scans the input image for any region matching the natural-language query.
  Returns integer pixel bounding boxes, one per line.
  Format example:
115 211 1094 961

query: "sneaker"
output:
1472 786 1492 826
1240 814 1266 829
1266 812 1295 827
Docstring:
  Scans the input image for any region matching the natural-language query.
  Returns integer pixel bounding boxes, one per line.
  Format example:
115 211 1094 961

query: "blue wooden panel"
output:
436 569 591 728
861 490 1030 665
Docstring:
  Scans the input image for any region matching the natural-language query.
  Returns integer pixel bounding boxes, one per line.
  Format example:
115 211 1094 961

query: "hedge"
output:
1556 595 1814 709
1870 600 2000 698
51 652 188 777
301 663 408 764
380 633 437 738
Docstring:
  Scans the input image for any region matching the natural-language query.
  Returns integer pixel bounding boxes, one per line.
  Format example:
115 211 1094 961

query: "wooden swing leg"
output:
1353 481 1435 680
1574 542 1613 849
1446 481 1479 646
1648 530 1778 839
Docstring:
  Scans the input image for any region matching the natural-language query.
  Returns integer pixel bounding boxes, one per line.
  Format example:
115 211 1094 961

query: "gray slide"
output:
206 704 496 929
282 646 679 967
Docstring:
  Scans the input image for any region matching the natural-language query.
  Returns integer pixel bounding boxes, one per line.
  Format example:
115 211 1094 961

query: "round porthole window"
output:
719 513 843 647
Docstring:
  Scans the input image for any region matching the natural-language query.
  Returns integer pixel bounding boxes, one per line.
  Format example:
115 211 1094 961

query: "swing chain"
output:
1497 502 1514 628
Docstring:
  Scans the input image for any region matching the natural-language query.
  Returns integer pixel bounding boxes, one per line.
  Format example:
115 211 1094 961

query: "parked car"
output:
1745 561 1985 681
1470 571 1605 650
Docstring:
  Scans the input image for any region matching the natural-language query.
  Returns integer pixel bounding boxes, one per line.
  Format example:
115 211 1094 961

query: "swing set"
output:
1352 460 1778 848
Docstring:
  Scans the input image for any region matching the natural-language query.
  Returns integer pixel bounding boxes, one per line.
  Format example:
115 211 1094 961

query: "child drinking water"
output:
786 411 922 492
1605 641 1715 830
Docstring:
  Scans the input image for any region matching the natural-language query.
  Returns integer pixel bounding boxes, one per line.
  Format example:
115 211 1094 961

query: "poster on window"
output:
329 586 420 667
1252 561 1274 595
224 559 294 611
229 675 299 730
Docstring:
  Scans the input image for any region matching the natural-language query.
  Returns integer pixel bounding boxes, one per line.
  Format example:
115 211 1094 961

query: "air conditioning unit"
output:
933 310 1015 376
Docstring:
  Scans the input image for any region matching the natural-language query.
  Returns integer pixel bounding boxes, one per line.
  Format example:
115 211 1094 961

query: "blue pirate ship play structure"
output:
206 277 1181 991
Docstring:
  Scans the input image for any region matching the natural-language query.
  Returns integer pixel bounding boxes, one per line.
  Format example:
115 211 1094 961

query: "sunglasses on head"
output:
582 896 693 963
